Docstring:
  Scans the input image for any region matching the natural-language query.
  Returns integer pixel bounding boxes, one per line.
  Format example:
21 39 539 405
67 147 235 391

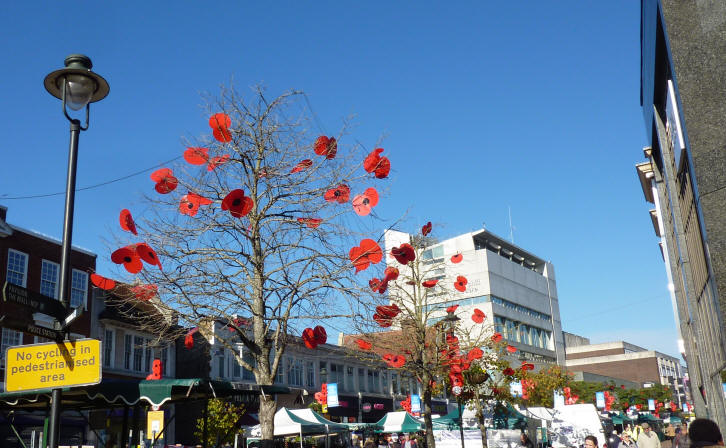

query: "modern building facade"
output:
383 228 565 367
638 0 726 428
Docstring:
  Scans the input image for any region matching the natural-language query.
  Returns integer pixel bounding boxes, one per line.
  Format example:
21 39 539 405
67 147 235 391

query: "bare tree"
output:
107 87 389 447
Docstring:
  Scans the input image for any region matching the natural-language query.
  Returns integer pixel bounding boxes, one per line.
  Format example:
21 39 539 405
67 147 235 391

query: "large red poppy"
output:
491 333 503 343
136 243 162 270
506 345 517 354
119 209 138 235
451 253 463 264
376 304 401 319
222 189 254 218
446 304 459 313
363 148 390 179
324 184 350 204
391 243 415 264
111 246 143 274
291 159 313 173
184 147 209 165
302 328 318 349
349 239 382 273
449 372 464 387
454 276 468 292
209 113 232 143
467 347 483 361
383 266 399 282
369 278 385 293
150 168 178 194
521 362 535 371
313 326 327 345
355 339 372 350
314 136 337 159
297 217 322 228
207 154 230 171
422 279 439 288
180 193 213 217
373 313 393 328
389 355 406 368
131 284 157 301
90 273 116 290
471 308 486 324
421 221 432 236
352 188 379 216
184 328 198 349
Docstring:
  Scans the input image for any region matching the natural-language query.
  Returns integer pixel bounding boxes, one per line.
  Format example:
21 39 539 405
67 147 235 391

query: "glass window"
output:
519 326 529 345
275 360 284 384
306 361 315 387
133 336 144 371
1 328 22 362
347 366 355 391
382 372 389 394
217 351 225 378
505 320 517 342
358 368 366 392
161 346 168 375
243 350 256 381
391 373 399 394
103 328 114 368
70 269 88 309
288 358 303 386
372 371 380 393
144 339 152 373
232 352 241 378
7 249 28 287
400 376 410 395
40 260 59 299
124 334 132 370
330 363 345 390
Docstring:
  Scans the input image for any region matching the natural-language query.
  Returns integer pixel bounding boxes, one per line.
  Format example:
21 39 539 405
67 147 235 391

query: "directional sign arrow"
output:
62 306 84 329
2 282 67 321
0 315 64 341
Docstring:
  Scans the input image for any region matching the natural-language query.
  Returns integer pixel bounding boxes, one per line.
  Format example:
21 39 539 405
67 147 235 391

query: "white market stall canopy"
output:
375 411 423 433
248 407 349 437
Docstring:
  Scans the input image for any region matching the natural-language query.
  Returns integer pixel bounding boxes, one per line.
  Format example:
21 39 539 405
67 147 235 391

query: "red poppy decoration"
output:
451 253 463 264
179 193 213 217
373 313 393 328
391 243 416 265
491 333 503 343
506 345 517 354
184 147 209 165
136 243 162 270
467 347 483 361
207 154 230 171
184 328 198 349
222 189 254 218
521 362 535 371
291 159 313 174
131 284 158 301
209 113 232 143
119 209 138 235
111 246 143 274
376 304 401 319
390 355 406 368
449 373 464 387
503 367 515 376
302 328 318 349
349 239 383 273
297 217 322 228
355 339 372 350
421 222 432 236
90 273 116 291
446 304 459 314
454 275 468 292
383 267 399 282
313 326 327 345
422 279 439 288
324 184 350 204
363 148 390 179
314 136 337 159
369 278 384 293
471 308 486 324
352 188 379 216
150 168 178 194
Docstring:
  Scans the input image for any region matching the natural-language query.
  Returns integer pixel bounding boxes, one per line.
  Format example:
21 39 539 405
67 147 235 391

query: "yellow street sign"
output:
147 410 165 437
4 339 101 392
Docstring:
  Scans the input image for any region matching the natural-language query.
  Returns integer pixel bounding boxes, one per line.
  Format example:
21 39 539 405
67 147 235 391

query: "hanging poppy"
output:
449 373 464 387
390 355 406 368
314 136 337 159
209 113 231 130
302 328 318 349
131 284 157 301
422 279 439 288
467 347 483 361
506 345 517 354
471 308 486 324
349 239 383 273
491 333 503 343
446 304 459 313
180 192 213 217
313 326 327 345
90 273 116 291
382 354 394 363
119 209 138 235
207 154 230 171
222 189 254 218
502 367 515 376
213 127 232 143
373 313 393 328
421 222 432 236
184 147 209 165
451 253 463 264
363 148 390 179
136 243 162 270
352 188 379 216
324 184 350 204
150 168 178 194
111 246 143 274
355 339 372 350
369 278 384 292
291 159 313 174
376 304 401 319
454 276 468 292
391 243 415 264
297 217 322 228
521 362 534 371
383 267 399 282
184 328 198 349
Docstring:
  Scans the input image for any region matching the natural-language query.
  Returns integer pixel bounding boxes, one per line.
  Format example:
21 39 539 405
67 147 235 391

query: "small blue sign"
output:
648 399 655 411
596 392 605 409
410 394 421 413
327 383 339 407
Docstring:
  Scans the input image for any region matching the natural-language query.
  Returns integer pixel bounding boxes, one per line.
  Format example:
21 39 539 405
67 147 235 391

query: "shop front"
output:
360 396 393 423
327 395 359 423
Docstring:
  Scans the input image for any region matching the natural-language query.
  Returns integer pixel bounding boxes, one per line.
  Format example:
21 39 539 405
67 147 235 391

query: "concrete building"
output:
384 228 564 367
565 341 688 406
637 0 726 427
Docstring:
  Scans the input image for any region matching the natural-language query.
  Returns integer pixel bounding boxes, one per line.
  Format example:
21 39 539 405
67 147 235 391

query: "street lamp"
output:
44 54 109 448
441 310 465 448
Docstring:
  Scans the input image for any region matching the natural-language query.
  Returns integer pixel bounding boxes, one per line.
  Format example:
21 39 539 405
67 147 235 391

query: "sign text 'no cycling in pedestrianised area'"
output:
4 339 102 392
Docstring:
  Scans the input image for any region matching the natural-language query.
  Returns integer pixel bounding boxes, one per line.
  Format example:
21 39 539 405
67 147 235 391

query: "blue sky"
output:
0 2 680 357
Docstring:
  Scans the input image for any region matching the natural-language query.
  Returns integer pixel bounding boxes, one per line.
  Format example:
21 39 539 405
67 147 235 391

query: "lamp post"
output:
44 54 109 448
441 310 465 448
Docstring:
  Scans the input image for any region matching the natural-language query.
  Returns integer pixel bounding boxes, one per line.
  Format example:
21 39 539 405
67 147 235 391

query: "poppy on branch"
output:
119 209 138 235
222 189 254 218
150 168 178 194
314 136 337 159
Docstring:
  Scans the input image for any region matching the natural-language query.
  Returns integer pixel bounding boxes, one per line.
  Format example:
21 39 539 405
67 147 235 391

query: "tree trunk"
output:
422 386 436 448
472 391 487 448
259 393 277 448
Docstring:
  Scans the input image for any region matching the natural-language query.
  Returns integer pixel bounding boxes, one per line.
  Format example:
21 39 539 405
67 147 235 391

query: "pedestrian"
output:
586 435 600 448
378 436 388 448
364 438 376 448
619 432 638 448
675 424 691 448
638 424 662 448
609 431 622 448
687 418 723 448
402 434 418 448
521 433 534 448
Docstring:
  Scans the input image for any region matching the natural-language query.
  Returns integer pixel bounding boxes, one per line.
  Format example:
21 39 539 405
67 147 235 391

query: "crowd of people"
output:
597 419 722 448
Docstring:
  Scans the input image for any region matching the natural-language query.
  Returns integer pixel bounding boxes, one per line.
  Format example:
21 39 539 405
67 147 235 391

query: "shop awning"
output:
287 408 349 432
431 408 461 430
375 411 422 433
492 403 527 430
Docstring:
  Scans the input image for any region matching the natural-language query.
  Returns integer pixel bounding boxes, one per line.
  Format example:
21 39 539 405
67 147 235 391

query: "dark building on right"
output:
637 0 726 428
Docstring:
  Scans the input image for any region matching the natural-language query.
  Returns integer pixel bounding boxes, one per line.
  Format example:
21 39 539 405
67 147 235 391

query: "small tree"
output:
195 399 246 448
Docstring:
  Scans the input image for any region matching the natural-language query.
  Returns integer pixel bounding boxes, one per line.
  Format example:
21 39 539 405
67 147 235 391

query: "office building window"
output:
400 376 410 395
372 371 380 393
7 249 28 287
330 363 345 390
161 346 168 375
232 354 241 378
40 260 59 299
124 334 132 370
1 328 22 362
217 350 225 378
347 366 355 392
275 361 284 384
306 361 315 387
288 358 303 386
382 372 389 394
70 269 88 308
133 336 144 372
243 350 256 381
103 328 114 368
358 368 366 392
391 373 399 394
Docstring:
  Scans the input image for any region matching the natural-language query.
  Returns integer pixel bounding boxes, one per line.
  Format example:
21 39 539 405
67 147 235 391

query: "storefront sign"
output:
595 392 605 409
327 383 339 407
648 399 656 411
411 394 421 413
147 410 165 438
362 403 372 412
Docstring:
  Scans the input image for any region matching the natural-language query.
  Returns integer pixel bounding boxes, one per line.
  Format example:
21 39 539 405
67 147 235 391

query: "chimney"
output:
0 205 7 222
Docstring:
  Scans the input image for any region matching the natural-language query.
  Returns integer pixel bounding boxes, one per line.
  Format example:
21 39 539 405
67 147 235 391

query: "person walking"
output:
619 432 639 448
687 418 723 448
402 435 417 448
638 424 662 448
675 424 691 448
